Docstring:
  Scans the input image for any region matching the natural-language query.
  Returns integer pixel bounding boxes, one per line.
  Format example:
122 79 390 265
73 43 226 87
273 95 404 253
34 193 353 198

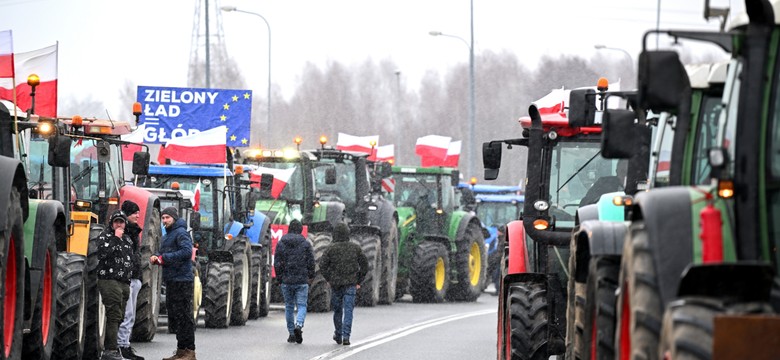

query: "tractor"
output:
390 165 487 303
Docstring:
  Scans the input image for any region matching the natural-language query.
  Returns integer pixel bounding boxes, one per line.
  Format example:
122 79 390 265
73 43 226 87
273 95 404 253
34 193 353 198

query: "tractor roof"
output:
392 165 456 175
458 183 522 194
475 194 525 204
149 164 233 177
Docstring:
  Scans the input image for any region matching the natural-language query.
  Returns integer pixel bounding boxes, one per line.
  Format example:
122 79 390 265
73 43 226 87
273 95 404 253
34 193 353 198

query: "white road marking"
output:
309 308 495 360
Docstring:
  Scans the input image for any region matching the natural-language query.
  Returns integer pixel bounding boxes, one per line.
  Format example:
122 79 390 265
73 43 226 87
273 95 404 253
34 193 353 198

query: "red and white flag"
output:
120 124 145 161
157 126 226 164
193 180 202 211
250 166 297 199
533 88 569 115
0 43 58 117
421 140 461 167
371 144 394 162
0 30 13 78
336 133 379 155
415 135 451 160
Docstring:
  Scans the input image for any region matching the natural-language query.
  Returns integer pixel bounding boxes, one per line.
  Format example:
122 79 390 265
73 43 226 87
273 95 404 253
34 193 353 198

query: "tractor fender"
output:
630 186 695 305
244 211 269 245
0 157 29 226
505 220 528 275
572 220 627 283
451 210 481 245
677 263 775 302
28 200 65 268
575 203 599 225
209 250 233 264
224 221 243 239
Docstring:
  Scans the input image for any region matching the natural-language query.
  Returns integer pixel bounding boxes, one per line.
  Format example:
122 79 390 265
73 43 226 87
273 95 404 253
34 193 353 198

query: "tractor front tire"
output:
307 232 332 312
410 241 450 303
133 207 162 342
229 236 252 326
22 222 57 360
581 256 620 360
355 232 381 307
203 262 234 328
507 281 550 360
378 221 399 305
447 222 486 302
0 188 27 360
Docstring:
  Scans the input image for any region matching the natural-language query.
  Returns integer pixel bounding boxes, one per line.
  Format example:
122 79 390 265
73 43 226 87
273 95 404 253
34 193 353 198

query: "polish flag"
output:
415 135 451 160
157 126 226 164
371 144 394 162
0 30 13 78
0 43 58 117
533 88 569 114
336 133 379 155
421 140 461 167
250 166 297 199
193 180 202 211
120 124 145 161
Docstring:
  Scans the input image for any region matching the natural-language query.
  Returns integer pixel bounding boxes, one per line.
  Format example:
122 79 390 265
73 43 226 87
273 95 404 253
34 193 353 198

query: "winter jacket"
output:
96 227 135 284
156 218 194 282
274 233 315 285
320 233 369 288
125 221 143 280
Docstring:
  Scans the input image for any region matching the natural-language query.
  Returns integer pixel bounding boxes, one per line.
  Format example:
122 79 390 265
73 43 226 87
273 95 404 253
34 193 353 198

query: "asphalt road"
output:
132 287 499 360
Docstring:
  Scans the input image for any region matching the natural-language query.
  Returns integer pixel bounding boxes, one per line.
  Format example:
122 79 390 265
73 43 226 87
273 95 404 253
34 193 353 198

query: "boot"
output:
100 349 128 360
162 349 186 360
119 346 145 360
178 349 196 360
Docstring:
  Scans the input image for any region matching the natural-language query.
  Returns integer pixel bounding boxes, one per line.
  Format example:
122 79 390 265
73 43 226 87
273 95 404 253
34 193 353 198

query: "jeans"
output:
118 279 142 347
98 279 130 351
331 285 356 340
166 281 195 350
281 283 309 334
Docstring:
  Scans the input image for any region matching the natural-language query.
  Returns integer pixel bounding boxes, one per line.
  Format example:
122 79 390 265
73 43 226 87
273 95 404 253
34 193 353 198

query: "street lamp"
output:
429 20 475 177
594 44 634 88
221 5 271 147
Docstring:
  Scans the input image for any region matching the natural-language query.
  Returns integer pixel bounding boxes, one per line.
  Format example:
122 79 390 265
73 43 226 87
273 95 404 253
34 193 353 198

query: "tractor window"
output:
691 94 724 184
476 201 521 228
314 161 356 207
393 174 437 208
768 59 780 268
653 115 675 187
440 175 455 211
26 139 54 198
721 60 742 179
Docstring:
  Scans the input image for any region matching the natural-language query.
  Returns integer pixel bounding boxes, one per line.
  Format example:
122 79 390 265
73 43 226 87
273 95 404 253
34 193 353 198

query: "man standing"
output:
151 207 196 360
97 211 135 360
320 223 368 346
118 201 144 360
274 219 315 344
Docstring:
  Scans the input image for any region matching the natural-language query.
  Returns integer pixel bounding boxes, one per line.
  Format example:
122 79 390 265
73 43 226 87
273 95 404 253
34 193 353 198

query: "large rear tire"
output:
307 232 332 312
229 236 251 326
0 188 26 360
52 253 87 360
83 227 106 360
378 221 399 305
507 281 549 360
447 221 486 302
203 262 233 328
615 221 662 360
22 219 57 360
355 232 381 307
132 207 162 342
410 241 450 303
582 256 619 360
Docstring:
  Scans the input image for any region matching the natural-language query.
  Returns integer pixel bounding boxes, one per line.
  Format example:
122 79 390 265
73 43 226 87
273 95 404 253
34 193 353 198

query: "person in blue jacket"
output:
151 207 196 360
274 219 315 344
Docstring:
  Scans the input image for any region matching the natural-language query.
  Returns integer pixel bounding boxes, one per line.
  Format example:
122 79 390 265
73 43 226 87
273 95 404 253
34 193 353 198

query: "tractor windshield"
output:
313 160 357 207
549 140 622 228
476 201 522 228
147 175 227 232
393 173 438 208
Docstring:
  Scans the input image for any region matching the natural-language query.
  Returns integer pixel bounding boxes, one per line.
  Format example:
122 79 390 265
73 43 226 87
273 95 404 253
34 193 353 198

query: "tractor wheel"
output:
22 223 57 360
614 221 663 360
0 188 26 360
248 248 262 320
410 241 450 303
447 221 486 302
507 281 549 360
83 228 106 360
378 220 399 305
52 253 87 360
229 236 251 326
192 264 202 329
659 297 772 360
203 262 234 328
564 235 584 360
581 256 620 360
307 232 332 312
355 232 381 307
132 207 162 342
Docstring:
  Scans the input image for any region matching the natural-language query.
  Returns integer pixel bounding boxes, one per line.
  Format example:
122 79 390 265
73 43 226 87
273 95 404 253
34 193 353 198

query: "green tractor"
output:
390 165 486 303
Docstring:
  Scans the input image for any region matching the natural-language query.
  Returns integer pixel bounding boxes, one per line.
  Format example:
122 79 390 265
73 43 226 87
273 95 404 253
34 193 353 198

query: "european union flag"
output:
137 85 253 147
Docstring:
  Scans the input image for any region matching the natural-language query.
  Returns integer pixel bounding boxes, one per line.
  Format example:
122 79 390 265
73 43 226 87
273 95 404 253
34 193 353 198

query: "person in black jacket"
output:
320 223 368 346
97 211 135 360
151 207 196 360
117 201 144 360
274 219 315 344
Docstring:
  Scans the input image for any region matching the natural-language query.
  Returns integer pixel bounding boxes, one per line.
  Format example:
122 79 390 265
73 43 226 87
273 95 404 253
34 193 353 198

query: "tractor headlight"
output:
533 200 549 211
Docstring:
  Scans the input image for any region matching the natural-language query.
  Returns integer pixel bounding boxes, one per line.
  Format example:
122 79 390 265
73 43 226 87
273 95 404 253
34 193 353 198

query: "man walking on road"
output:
274 219 315 344
118 201 144 360
151 207 196 360
320 223 368 346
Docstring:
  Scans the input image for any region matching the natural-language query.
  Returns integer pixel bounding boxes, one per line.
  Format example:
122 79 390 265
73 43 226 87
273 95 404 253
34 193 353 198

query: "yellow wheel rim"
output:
469 242 481 286
435 257 446 290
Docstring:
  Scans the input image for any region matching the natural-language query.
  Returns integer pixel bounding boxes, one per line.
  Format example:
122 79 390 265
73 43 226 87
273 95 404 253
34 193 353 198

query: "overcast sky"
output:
0 0 742 119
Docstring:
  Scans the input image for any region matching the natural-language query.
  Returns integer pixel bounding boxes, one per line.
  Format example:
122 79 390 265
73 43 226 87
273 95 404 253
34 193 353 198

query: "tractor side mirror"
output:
190 211 201 231
568 89 597 127
638 51 690 111
601 109 638 159
48 134 71 168
259 173 274 199
483 141 502 180
325 166 337 185
246 191 260 211
376 161 392 178
132 151 150 175
450 170 460 187
96 141 111 163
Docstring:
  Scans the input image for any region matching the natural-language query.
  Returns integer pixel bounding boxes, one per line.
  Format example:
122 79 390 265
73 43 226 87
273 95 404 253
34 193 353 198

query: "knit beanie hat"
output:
121 200 140 216
288 219 303 235
333 222 350 242
161 206 179 221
